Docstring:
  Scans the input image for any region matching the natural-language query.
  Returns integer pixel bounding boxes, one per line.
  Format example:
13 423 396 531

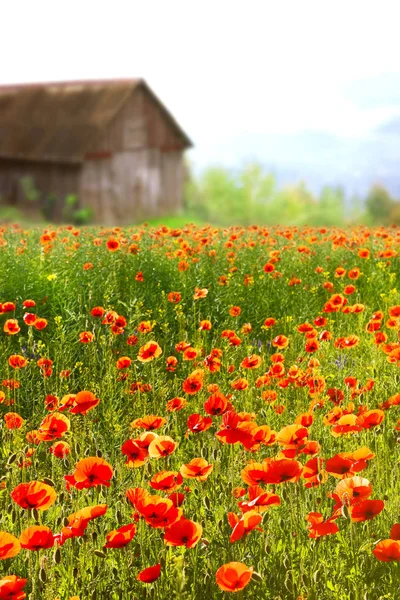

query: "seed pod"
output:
203 496 211 511
92 531 98 543
39 568 47 583
96 449 103 458
252 572 263 582
53 548 62 564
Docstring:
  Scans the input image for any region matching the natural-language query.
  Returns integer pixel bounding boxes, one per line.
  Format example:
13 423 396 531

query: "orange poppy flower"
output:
193 287 208 300
166 397 187 412
137 341 162 362
229 306 241 316
215 562 253 593
3 319 20 335
11 481 57 510
182 370 204 395
0 575 28 599
180 458 214 481
148 436 178 459
60 505 107 542
331 476 373 508
33 318 48 331
69 391 100 415
19 526 54 550
334 335 360 349
238 485 280 513
79 331 94 343
4 413 24 430
228 510 262 543
137 564 161 583
241 354 262 369
104 524 136 549
131 415 166 431
164 517 202 548
64 457 113 489
168 292 181 303
0 531 20 560
204 392 229 416
356 409 384 429
272 335 289 349
8 355 27 369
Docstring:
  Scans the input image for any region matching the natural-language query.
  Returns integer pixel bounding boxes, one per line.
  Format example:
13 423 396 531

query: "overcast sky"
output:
2 0 400 168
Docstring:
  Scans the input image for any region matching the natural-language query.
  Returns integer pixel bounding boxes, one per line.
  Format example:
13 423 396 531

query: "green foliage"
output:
20 175 41 203
185 162 349 226
365 184 395 225
185 163 400 227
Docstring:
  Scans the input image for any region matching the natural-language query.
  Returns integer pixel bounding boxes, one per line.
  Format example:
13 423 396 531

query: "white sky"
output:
2 0 400 165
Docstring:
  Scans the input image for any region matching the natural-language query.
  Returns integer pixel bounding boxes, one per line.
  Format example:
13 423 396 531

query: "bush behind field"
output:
184 162 400 227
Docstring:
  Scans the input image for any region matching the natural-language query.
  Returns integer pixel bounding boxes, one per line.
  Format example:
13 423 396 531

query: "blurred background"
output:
0 0 399 227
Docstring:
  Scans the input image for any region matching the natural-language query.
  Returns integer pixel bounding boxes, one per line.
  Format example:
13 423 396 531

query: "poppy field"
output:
1 223 400 600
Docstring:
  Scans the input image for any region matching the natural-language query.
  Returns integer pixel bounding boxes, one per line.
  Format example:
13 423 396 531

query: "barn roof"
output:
0 79 192 163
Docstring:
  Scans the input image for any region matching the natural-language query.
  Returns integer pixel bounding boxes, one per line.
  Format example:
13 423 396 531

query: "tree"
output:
365 184 394 225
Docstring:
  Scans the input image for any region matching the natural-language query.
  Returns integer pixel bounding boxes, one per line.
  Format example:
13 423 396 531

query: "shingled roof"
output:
0 79 192 163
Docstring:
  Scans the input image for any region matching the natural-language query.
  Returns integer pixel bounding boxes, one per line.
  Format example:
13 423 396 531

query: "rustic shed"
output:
0 79 192 224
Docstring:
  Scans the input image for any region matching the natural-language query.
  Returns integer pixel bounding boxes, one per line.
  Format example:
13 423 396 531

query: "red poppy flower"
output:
373 539 400 562
0 575 28 600
350 499 384 522
149 471 183 493
137 342 162 362
137 563 161 583
19 526 54 550
36 412 70 441
104 524 136 549
164 517 202 548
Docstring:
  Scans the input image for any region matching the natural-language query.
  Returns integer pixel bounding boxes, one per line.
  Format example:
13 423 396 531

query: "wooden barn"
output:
0 79 192 224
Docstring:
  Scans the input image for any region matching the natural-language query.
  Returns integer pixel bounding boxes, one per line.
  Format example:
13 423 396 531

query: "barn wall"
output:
93 86 187 154
79 149 184 225
0 160 80 220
